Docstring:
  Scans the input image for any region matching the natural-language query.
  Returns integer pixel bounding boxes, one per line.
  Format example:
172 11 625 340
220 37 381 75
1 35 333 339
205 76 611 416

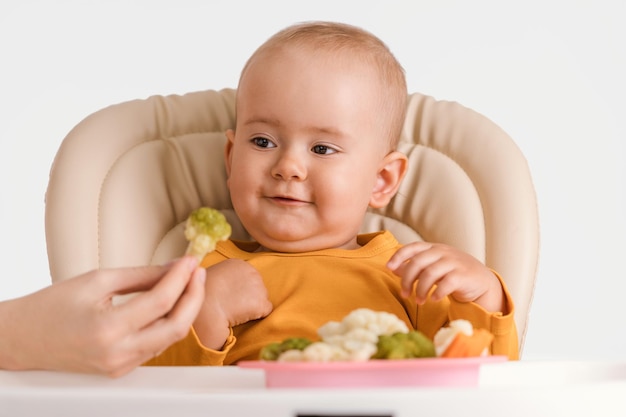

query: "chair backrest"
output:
45 88 539 353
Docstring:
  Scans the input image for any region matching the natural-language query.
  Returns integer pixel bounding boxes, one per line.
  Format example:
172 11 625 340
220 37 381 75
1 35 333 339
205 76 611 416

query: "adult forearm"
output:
0 296 35 371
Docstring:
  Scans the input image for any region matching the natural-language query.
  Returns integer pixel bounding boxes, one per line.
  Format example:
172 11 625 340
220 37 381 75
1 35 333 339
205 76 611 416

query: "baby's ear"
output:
369 151 408 208
224 129 236 176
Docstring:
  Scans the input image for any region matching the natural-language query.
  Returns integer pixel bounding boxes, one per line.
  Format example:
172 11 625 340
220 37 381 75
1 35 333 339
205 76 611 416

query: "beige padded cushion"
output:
45 88 539 351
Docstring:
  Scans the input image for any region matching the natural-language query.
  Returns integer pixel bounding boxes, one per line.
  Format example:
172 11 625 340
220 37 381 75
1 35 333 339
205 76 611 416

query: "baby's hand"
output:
387 242 505 313
193 259 273 350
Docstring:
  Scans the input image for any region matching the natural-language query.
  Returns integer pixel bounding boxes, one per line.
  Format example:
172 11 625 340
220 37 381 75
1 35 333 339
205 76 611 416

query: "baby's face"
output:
225 47 390 252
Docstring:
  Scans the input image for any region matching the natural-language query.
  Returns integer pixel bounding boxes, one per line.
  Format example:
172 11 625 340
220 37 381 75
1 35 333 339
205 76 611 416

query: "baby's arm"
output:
193 259 273 350
387 242 505 313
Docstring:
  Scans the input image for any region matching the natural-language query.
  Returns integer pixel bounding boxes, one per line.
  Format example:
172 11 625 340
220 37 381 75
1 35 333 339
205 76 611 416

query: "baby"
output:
146 21 518 366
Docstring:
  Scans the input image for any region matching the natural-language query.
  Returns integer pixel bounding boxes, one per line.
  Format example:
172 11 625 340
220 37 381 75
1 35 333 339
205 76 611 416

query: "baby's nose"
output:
270 153 307 180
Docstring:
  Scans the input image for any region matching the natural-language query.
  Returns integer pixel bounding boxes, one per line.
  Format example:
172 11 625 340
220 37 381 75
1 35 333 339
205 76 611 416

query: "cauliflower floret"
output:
325 308 409 338
342 327 380 346
341 340 378 361
277 349 307 362
364 311 410 336
301 342 351 362
340 308 380 330
317 320 345 339
184 207 231 261
321 328 379 361
323 328 378 348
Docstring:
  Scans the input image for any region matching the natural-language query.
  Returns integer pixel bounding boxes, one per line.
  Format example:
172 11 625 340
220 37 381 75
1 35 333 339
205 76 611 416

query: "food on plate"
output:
433 319 494 357
371 330 436 359
317 307 410 339
184 207 232 261
259 337 313 361
259 309 495 362
260 308 434 362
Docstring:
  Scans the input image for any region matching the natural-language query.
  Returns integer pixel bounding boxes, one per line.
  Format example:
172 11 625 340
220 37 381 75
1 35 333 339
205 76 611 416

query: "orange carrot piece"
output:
441 328 494 358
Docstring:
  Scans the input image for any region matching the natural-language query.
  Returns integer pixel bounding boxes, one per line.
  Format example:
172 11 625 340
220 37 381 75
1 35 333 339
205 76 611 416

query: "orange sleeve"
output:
143 327 236 366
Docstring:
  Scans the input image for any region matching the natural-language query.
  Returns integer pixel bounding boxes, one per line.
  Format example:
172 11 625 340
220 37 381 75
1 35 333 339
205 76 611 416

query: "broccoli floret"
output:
372 330 436 359
184 207 231 261
259 342 283 361
259 337 313 361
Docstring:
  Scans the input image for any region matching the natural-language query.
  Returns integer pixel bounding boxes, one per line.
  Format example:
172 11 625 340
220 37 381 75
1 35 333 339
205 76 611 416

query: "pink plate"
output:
238 356 507 388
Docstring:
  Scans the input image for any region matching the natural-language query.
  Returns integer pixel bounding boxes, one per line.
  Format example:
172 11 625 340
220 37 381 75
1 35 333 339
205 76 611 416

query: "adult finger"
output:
114 265 206 369
114 256 201 332
100 263 173 296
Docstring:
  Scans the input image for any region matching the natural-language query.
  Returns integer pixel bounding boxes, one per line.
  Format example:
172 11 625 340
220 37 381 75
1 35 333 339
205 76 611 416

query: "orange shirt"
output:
145 231 518 366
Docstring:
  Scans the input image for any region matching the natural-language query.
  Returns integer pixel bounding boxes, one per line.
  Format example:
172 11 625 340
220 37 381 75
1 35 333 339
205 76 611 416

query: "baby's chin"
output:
254 234 360 253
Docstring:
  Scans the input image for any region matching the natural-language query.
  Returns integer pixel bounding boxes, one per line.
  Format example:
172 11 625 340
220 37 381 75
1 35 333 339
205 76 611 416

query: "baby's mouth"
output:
269 195 309 206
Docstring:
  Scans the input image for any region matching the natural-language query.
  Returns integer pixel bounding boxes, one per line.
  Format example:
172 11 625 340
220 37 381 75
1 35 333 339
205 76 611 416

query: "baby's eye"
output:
251 137 276 148
311 144 337 155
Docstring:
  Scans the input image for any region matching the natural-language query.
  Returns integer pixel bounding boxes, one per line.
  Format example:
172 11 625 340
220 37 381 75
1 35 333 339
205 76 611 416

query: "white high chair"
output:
44 88 539 353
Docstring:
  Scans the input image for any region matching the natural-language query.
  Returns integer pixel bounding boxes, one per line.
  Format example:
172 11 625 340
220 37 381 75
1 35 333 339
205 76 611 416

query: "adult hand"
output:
0 256 205 377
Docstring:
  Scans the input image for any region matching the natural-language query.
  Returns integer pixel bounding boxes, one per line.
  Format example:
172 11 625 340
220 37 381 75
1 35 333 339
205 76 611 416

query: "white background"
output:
1 0 624 361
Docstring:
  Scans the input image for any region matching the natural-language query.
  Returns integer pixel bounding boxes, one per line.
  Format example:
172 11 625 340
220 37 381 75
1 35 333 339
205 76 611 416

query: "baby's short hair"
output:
239 21 407 150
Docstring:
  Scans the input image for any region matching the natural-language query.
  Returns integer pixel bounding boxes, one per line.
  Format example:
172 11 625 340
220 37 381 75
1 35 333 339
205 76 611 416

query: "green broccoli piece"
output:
184 207 232 261
371 330 436 359
259 337 313 361
259 342 283 361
